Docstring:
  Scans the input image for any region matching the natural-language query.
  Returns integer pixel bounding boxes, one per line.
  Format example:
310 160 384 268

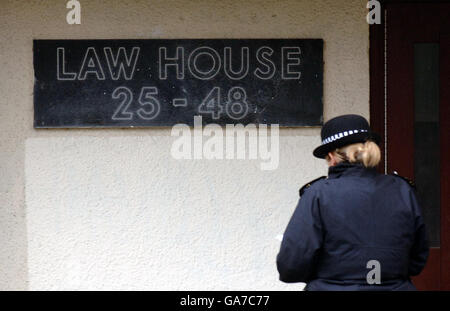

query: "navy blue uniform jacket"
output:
276 162 429 290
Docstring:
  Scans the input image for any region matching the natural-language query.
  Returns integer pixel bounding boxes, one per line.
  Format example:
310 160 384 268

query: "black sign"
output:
33 39 323 128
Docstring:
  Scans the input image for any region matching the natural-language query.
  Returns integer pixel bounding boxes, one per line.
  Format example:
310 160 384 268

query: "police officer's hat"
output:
313 114 381 159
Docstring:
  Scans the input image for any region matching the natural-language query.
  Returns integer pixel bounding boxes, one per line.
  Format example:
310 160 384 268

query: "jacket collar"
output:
328 161 377 179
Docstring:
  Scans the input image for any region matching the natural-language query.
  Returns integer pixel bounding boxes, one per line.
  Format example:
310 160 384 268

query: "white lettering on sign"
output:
111 86 133 120
57 46 303 82
78 47 106 80
57 47 77 80
198 86 222 119
137 86 161 120
57 47 140 81
54 44 308 125
188 46 222 80
254 46 276 80
224 46 249 80
281 47 301 79
196 86 249 120
226 86 249 120
111 86 161 120
158 46 301 81
159 47 184 80
104 47 140 80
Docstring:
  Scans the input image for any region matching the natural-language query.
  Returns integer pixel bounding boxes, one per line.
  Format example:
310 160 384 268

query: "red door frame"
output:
370 1 450 290
440 35 450 292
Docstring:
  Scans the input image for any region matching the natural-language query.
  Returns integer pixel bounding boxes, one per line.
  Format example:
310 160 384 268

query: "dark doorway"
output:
370 2 450 290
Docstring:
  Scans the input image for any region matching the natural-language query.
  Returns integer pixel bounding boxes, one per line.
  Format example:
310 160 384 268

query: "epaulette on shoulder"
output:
391 171 416 190
299 176 327 197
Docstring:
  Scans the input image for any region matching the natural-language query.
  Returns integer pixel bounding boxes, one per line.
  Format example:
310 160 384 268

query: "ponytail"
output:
334 141 381 168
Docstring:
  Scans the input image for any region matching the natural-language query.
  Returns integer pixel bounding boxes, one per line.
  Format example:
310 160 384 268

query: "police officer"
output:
276 114 429 290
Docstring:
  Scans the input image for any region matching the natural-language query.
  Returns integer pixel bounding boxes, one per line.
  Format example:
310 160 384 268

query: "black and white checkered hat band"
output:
321 129 368 145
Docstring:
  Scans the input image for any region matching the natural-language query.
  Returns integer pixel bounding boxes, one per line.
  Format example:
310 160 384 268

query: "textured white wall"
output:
25 136 324 290
0 0 369 290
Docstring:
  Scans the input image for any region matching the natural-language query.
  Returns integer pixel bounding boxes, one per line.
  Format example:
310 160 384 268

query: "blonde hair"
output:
332 141 381 168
